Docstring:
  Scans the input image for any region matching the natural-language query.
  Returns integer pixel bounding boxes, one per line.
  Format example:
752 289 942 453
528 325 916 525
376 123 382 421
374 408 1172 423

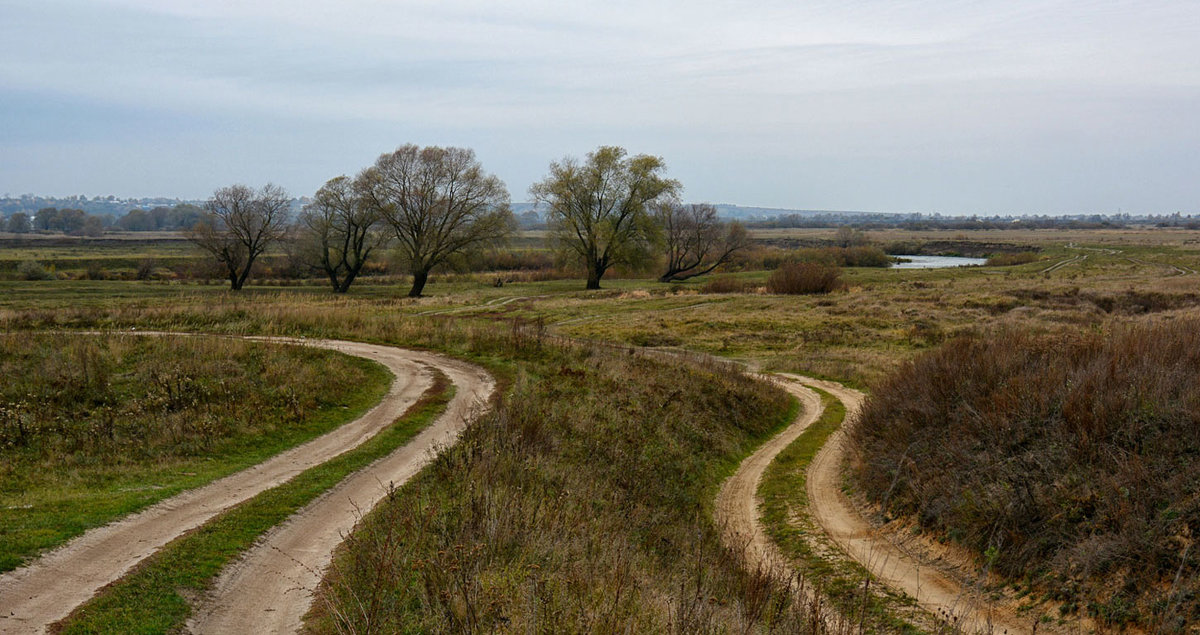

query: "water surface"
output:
890 255 986 269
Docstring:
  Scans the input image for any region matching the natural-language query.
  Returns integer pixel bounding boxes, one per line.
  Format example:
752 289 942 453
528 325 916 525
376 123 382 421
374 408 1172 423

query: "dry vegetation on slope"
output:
308 343 816 633
851 319 1200 630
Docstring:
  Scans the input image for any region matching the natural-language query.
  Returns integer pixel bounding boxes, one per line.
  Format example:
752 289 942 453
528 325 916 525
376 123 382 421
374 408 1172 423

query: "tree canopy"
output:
530 146 679 289
358 144 513 297
187 183 291 290
296 176 388 293
655 202 751 282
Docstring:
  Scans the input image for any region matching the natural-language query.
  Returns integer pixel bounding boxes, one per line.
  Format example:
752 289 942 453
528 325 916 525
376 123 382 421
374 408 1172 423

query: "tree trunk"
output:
408 269 429 297
586 269 602 290
234 257 255 291
228 264 243 291
336 268 360 293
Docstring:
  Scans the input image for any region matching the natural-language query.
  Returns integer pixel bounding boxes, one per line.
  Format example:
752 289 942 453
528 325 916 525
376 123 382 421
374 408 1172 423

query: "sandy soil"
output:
713 378 829 617
785 373 1047 635
0 335 480 635
186 349 494 634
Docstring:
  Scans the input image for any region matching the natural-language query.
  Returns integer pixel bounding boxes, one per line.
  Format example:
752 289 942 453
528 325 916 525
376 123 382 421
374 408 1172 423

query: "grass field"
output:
0 333 390 572
4 226 1200 631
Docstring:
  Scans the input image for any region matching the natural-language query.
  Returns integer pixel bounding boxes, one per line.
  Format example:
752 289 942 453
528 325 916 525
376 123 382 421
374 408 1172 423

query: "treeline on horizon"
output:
3 198 1199 236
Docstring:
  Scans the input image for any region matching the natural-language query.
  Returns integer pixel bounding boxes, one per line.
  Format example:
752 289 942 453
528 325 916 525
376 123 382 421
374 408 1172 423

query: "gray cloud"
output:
0 0 1196 213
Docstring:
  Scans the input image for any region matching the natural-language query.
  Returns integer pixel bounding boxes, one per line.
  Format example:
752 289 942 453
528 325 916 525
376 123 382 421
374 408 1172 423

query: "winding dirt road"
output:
187 349 493 634
0 335 493 635
713 380 828 613
783 373 1039 634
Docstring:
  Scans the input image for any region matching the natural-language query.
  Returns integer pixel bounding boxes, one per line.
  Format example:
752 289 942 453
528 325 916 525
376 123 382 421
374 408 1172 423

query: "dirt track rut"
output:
187 349 493 634
0 335 490 635
784 373 1039 634
713 380 827 615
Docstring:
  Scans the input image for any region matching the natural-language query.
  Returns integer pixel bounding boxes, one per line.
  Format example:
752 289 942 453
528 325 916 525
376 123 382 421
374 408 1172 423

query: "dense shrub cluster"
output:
731 246 891 271
767 262 843 295
851 319 1200 629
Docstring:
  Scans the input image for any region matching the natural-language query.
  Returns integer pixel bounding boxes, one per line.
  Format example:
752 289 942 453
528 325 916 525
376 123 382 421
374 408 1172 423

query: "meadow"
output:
4 225 1200 632
0 333 389 572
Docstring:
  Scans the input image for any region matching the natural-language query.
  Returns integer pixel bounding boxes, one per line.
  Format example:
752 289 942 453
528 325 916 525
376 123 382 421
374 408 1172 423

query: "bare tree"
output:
833 225 868 247
296 176 388 293
187 183 291 290
655 202 752 282
530 146 679 289
357 144 513 297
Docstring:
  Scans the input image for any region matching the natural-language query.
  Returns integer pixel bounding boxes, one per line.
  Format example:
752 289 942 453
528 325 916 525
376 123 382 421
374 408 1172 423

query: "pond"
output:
890 255 986 269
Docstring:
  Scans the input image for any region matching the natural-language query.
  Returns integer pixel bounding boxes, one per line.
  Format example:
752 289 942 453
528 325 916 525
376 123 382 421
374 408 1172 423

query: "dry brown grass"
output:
308 340 827 633
851 319 1200 630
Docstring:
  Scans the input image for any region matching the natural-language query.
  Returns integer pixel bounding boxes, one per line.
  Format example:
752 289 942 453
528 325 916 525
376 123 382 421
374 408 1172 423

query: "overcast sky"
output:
1 0 1197 214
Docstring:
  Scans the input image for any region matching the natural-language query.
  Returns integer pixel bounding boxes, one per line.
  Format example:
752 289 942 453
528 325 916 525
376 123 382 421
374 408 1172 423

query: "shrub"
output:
17 260 50 281
851 320 1200 628
767 262 842 294
135 258 156 280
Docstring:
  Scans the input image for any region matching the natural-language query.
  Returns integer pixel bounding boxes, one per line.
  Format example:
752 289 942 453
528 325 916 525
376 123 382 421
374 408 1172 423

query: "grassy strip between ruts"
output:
757 387 927 634
53 374 454 635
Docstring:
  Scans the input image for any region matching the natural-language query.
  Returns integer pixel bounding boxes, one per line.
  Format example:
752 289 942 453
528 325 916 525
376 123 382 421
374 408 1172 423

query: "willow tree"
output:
655 202 752 282
296 176 388 293
187 183 291 290
530 146 679 289
358 145 513 297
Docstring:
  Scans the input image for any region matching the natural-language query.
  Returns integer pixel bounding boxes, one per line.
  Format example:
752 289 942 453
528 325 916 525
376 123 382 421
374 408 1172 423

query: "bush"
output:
17 260 51 281
135 258 156 281
701 275 753 293
986 251 1040 266
767 262 841 294
851 320 1200 628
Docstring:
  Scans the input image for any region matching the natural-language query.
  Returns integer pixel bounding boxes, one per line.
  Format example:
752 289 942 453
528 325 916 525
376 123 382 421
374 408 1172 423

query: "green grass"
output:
758 388 925 633
56 377 454 635
0 334 392 573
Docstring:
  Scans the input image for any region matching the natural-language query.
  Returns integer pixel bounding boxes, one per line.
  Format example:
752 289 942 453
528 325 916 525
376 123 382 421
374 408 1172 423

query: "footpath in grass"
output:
757 387 926 634
55 377 452 635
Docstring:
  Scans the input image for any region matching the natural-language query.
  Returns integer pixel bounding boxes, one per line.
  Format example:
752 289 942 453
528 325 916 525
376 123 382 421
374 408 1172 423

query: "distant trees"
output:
187 184 291 290
357 144 514 297
117 204 205 231
295 176 388 293
6 212 30 233
531 146 679 289
34 208 58 231
655 202 752 282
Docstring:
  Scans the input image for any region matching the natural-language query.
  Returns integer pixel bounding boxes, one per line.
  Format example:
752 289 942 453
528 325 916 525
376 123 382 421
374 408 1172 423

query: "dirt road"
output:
713 379 827 613
784 373 1040 634
186 349 494 634
0 335 490 635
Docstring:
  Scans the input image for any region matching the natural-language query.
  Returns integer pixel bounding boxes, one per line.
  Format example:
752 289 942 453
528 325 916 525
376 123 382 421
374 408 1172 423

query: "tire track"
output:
0 334 489 635
785 373 1047 634
187 349 493 634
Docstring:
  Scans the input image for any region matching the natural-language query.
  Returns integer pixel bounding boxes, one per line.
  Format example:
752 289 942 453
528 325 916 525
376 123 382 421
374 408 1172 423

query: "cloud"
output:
0 0 1197 212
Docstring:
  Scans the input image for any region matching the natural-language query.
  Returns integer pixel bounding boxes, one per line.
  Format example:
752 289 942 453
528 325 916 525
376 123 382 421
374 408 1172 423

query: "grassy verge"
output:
0 333 391 572
55 374 453 635
758 388 925 633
